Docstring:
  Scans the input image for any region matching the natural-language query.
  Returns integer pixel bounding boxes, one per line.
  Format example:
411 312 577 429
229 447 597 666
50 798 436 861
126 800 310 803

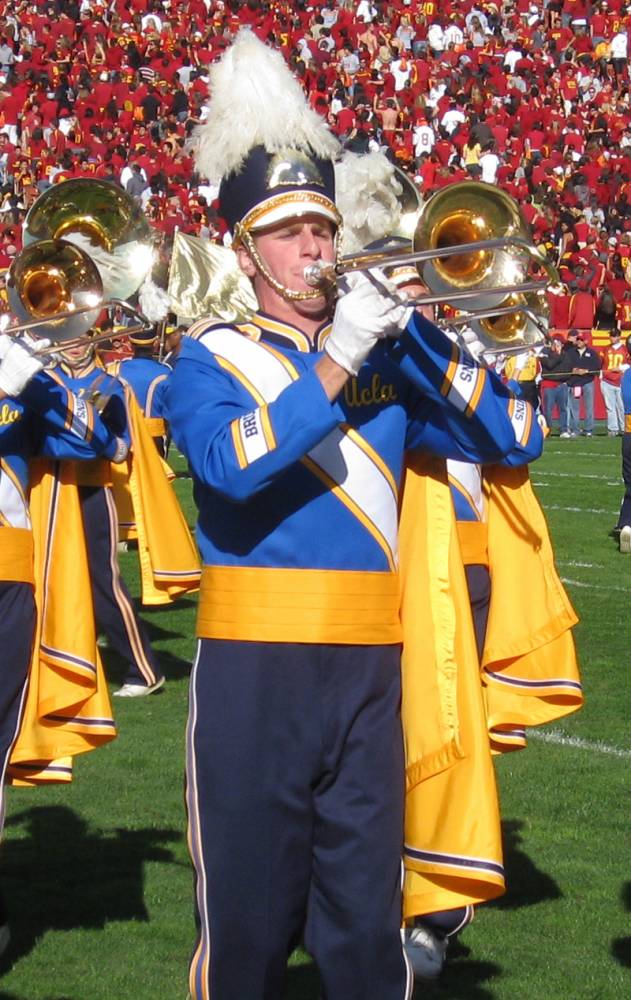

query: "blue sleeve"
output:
150 374 169 419
499 380 544 466
388 313 542 463
17 372 126 461
166 341 343 502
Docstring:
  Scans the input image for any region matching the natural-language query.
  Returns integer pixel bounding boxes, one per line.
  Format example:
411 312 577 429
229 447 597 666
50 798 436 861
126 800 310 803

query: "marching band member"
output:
106 326 170 456
0 333 128 948
50 337 164 698
166 33 543 1000
391 268 583 981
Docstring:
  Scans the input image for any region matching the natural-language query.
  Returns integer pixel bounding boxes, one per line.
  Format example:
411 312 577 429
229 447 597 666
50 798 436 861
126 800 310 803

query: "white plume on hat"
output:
138 276 172 323
335 151 406 254
194 29 340 182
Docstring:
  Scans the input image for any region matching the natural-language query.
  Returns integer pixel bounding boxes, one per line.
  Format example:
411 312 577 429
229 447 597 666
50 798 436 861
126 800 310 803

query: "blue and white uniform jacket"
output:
0 370 126 535
110 357 170 418
166 310 543 645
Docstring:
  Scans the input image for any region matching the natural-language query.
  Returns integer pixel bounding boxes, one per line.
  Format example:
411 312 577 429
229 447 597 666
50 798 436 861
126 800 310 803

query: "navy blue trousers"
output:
617 433 631 529
186 639 411 1000
79 486 160 688
0 581 35 816
464 563 492 661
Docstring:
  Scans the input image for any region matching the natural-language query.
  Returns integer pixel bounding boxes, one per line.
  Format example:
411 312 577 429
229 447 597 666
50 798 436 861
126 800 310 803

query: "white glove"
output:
0 334 49 397
325 270 412 375
458 325 487 363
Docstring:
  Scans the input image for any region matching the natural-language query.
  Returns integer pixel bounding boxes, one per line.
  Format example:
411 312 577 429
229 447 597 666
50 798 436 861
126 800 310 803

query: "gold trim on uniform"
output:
197 566 402 644
455 521 489 567
0 526 34 584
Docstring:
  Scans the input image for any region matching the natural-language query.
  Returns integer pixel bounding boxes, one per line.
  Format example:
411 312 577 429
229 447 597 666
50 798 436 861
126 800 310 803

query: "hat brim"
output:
240 192 341 236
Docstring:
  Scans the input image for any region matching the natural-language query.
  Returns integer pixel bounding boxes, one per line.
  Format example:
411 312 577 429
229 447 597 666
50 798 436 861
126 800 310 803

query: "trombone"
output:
307 181 558 355
3 178 156 353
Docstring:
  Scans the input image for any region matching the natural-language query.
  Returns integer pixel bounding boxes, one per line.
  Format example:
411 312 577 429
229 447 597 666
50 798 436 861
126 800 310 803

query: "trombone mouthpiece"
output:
304 261 337 287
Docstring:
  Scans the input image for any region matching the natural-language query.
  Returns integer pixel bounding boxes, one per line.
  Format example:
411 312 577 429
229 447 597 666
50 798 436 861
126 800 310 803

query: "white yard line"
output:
530 728 631 759
561 577 629 593
535 470 617 481
544 450 616 459
536 503 618 515
534 480 620 489
557 560 605 569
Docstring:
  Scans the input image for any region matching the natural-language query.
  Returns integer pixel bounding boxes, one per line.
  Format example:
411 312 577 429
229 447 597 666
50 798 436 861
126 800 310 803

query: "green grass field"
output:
0 435 629 1000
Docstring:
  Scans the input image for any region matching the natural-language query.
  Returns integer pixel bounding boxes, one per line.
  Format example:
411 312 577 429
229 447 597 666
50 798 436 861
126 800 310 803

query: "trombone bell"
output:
414 181 532 310
7 239 103 343
456 290 550 355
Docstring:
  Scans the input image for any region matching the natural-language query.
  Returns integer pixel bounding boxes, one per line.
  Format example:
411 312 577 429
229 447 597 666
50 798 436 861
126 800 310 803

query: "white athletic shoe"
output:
402 924 448 981
620 526 631 554
559 431 571 439
113 677 165 698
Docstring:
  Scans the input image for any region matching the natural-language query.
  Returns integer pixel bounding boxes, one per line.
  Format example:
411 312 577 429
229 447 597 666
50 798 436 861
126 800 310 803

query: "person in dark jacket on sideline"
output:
564 331 601 438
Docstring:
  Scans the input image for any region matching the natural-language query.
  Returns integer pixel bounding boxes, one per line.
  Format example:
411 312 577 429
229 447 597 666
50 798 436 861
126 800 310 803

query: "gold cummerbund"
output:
625 415 631 433
456 520 489 567
73 459 113 488
145 417 166 437
197 565 402 645
0 526 34 584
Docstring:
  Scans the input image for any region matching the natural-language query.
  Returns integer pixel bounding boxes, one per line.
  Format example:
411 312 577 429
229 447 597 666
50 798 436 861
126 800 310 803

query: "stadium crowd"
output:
0 0 628 344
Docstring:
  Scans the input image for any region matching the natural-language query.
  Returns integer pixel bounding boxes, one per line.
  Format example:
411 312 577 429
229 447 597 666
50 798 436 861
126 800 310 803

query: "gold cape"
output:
400 461 582 921
7 459 116 786
110 388 201 605
481 465 583 752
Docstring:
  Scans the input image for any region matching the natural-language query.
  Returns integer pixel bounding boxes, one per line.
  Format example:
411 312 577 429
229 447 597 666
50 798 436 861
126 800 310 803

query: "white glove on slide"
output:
458 325 487 363
0 334 49 397
325 270 412 376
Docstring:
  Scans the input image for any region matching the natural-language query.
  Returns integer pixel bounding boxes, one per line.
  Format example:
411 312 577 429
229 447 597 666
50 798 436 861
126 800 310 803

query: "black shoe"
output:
609 526 621 539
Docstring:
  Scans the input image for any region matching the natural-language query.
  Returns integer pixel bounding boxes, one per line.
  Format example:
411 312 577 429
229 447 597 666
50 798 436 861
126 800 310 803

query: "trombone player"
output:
166 33 544 1000
49 332 164 697
0 331 129 948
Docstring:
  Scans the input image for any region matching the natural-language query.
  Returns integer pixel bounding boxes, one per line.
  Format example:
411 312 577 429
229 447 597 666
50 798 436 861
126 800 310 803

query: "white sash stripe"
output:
447 459 484 520
509 396 529 444
0 466 30 529
200 328 400 566
446 352 481 413
70 394 91 440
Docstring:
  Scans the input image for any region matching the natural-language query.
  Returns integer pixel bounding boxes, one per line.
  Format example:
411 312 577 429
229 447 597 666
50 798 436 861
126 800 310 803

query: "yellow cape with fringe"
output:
399 457 504 922
7 459 116 786
481 466 583 752
399 461 583 921
110 389 201 605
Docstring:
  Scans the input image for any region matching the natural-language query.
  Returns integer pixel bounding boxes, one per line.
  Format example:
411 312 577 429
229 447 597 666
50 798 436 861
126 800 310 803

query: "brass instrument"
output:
3 179 156 349
306 180 558 354
7 239 103 343
23 178 154 301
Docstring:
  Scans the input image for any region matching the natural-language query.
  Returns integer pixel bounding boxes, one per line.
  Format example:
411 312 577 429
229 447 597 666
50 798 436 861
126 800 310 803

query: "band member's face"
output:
238 214 335 321
61 341 93 367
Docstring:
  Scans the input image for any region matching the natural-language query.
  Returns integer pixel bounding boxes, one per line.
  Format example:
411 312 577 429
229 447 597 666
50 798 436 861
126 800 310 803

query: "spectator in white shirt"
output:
479 145 501 184
503 45 522 72
427 22 445 54
444 22 464 47
611 30 628 77
441 102 466 136
356 0 378 23
413 120 436 158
